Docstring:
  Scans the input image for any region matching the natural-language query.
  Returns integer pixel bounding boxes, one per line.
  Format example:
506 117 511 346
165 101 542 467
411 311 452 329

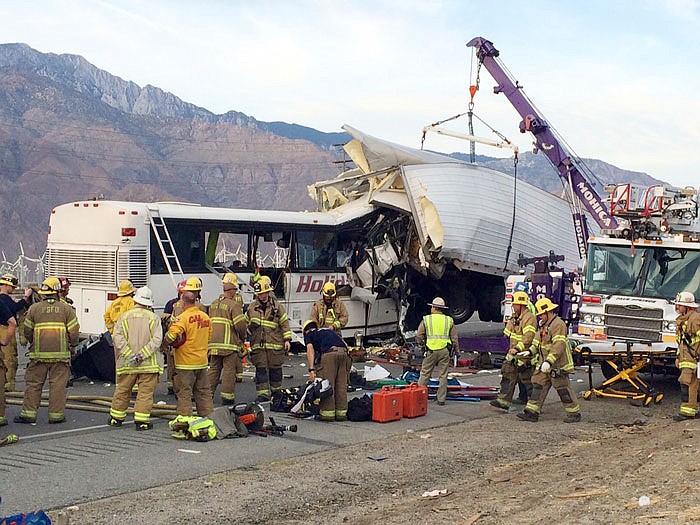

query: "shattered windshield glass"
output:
585 244 700 299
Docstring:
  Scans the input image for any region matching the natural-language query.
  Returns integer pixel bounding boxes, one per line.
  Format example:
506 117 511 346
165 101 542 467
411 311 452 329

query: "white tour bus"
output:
46 199 398 347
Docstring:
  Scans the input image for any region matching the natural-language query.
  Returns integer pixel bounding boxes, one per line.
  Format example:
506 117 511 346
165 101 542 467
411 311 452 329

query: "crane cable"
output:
503 153 519 271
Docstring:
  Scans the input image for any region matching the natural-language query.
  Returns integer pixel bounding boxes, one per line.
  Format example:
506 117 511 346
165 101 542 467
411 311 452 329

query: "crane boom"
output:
467 37 617 257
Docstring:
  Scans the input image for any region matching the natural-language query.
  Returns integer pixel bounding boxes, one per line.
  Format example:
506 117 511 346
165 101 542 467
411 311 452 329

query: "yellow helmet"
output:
322 282 336 298
38 276 61 295
117 279 135 296
0 273 19 287
222 272 238 288
302 320 318 332
534 297 558 316
254 276 274 294
183 277 203 292
512 291 530 306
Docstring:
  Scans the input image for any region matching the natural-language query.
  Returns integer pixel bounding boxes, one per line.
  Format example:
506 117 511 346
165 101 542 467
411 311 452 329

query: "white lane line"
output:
19 422 132 440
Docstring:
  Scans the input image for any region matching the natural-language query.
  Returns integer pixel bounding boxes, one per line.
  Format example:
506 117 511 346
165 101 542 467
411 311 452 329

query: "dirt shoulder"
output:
59 388 700 525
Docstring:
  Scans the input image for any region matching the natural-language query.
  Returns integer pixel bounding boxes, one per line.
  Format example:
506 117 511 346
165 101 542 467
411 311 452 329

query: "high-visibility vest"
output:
423 313 453 351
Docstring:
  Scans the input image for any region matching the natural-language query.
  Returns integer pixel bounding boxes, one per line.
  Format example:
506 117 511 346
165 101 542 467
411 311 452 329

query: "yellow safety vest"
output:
424 313 453 351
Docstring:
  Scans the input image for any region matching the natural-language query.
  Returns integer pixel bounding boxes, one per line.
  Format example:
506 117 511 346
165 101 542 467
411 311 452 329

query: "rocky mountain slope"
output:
0 43 662 259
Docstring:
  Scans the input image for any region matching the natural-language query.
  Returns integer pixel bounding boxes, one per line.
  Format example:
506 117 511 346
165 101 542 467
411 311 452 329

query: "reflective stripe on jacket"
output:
309 298 348 331
208 294 248 355
676 310 700 370
503 309 537 365
24 298 79 361
113 306 163 375
246 297 292 351
532 315 573 371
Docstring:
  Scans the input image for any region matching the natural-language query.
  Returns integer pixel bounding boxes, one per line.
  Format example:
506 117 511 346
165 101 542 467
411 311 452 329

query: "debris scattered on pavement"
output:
367 455 388 461
177 449 201 454
422 488 450 498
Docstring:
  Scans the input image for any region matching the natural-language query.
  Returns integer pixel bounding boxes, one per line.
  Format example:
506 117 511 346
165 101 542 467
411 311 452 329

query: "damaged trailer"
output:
309 125 585 330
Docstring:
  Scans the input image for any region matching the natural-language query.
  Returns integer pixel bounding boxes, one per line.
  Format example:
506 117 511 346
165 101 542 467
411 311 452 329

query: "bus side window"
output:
208 230 250 270
296 230 335 270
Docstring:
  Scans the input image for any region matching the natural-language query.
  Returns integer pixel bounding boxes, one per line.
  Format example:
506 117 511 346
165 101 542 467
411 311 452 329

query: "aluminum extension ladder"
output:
146 205 185 287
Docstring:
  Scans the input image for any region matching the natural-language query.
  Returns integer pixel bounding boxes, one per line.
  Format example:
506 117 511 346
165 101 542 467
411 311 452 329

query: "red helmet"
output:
177 280 187 294
59 277 71 291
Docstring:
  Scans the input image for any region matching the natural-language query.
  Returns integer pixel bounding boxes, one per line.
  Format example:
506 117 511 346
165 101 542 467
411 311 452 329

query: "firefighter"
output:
109 287 163 430
0 273 32 392
104 280 135 334
517 297 581 423
164 280 186 315
416 297 459 406
208 273 248 405
309 282 348 332
490 291 537 410
15 277 79 424
303 320 352 421
165 290 213 417
673 291 700 421
246 277 292 402
58 277 73 307
166 278 207 395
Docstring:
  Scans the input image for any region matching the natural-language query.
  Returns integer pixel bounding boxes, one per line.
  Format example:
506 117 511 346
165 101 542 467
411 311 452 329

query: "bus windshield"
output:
586 243 700 299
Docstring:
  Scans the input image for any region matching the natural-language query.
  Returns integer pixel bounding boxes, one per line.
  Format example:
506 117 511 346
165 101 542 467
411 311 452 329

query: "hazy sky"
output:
1 0 698 187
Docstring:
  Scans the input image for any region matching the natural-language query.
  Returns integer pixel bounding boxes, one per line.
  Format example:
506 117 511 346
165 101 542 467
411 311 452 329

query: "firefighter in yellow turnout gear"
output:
208 273 248 405
109 287 163 430
104 280 136 334
416 297 459 405
673 291 700 421
246 277 292 402
517 298 581 423
15 278 80 424
309 282 348 332
165 290 213 417
0 273 32 392
491 292 537 410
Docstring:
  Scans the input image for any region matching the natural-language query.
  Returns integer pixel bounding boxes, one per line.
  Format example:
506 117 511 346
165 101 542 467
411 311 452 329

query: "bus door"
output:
252 230 291 300
80 288 108 336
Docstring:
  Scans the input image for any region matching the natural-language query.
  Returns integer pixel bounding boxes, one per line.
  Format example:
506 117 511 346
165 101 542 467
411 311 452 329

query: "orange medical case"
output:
402 382 428 418
372 386 403 423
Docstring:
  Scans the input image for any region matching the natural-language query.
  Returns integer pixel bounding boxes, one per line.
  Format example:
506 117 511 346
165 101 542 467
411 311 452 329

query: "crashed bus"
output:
45 126 585 345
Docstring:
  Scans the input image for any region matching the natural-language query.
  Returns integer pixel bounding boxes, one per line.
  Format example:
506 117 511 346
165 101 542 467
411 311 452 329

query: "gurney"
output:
575 340 675 406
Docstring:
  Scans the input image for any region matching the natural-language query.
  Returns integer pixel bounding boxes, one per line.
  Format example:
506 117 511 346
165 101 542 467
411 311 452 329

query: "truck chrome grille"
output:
605 304 663 342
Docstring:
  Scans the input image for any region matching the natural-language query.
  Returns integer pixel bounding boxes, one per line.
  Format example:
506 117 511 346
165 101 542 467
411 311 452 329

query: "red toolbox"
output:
372 386 403 423
402 382 428 418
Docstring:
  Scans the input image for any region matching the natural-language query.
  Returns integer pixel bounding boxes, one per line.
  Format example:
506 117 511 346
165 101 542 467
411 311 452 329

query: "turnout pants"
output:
209 352 241 403
250 348 286 400
110 373 159 423
317 348 352 421
495 359 533 408
678 368 699 418
174 368 213 417
0 326 17 391
526 370 580 417
20 360 70 422
418 348 450 403
166 347 175 389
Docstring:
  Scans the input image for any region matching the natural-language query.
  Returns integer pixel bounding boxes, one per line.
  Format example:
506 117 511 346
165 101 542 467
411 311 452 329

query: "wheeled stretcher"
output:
575 341 676 406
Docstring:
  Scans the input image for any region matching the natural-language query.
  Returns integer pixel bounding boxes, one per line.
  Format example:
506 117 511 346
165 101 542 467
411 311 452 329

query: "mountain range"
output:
0 43 660 259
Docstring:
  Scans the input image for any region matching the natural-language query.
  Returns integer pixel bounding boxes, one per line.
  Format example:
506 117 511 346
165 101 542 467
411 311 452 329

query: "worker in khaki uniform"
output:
246 277 292 402
104 280 135 334
208 273 248 405
491 291 537 410
309 282 348 332
517 298 580 423
0 273 32 392
165 290 213 417
15 278 79 424
673 291 700 421
416 297 459 406
167 277 208 394
303 320 352 421
109 287 163 430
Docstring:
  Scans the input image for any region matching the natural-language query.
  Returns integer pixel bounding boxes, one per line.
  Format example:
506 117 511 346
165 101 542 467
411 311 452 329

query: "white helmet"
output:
133 286 154 307
675 291 698 308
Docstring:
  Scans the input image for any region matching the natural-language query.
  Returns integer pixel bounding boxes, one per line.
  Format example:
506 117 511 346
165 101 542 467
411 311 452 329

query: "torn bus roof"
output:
310 126 588 275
